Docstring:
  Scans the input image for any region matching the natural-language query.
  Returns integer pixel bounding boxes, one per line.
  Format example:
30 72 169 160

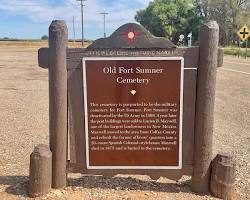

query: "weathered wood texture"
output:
87 23 176 49
67 66 197 180
37 20 225 182
210 154 236 200
67 68 85 165
29 144 52 197
217 48 224 67
38 47 223 70
192 21 219 193
67 47 199 69
38 48 49 69
63 34 199 180
183 69 197 165
67 162 193 180
49 20 68 189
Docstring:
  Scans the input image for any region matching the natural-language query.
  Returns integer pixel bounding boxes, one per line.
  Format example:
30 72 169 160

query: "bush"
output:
41 35 48 40
224 48 250 57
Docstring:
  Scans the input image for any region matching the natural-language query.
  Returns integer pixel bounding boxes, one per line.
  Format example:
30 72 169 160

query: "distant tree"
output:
192 0 209 18
41 35 48 40
195 0 250 45
135 0 250 46
135 0 204 44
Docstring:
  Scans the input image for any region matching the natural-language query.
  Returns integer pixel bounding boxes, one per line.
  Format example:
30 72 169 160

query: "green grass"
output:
224 48 250 57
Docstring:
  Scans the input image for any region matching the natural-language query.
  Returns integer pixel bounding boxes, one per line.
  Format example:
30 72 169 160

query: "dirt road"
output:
0 46 249 199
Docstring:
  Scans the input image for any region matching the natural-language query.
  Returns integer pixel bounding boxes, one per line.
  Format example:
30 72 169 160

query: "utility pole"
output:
100 12 108 38
72 16 76 43
76 0 87 46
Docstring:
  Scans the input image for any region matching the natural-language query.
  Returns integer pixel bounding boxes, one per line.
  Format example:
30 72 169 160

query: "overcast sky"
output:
0 0 150 39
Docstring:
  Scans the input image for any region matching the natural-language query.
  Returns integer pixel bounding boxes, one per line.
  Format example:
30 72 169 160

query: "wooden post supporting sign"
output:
48 20 68 188
192 21 219 193
36 19 225 197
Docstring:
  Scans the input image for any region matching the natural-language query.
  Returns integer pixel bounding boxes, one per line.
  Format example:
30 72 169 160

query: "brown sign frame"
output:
82 57 184 169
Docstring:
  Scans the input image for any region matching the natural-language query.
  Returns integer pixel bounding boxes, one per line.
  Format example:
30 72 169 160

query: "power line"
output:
76 0 87 46
100 12 108 38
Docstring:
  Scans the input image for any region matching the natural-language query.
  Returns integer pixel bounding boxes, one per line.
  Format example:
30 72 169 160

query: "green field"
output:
224 47 250 57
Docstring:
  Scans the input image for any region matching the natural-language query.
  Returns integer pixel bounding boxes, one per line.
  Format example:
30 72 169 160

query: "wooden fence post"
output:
49 20 68 188
191 21 219 193
29 144 52 197
210 154 236 199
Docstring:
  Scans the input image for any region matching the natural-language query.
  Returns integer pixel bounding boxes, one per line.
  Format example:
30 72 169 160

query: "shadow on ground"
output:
0 175 206 197
0 176 28 197
67 175 193 193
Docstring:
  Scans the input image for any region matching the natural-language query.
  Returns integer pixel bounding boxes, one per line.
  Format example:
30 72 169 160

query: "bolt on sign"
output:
237 25 250 41
83 57 184 169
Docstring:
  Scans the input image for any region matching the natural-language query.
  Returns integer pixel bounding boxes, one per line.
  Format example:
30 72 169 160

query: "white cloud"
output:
0 0 150 24
0 0 151 38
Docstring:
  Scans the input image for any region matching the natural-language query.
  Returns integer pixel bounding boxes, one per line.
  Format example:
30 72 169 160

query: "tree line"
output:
135 0 250 46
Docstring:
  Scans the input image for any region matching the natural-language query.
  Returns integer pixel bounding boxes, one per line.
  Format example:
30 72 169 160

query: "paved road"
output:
221 56 250 74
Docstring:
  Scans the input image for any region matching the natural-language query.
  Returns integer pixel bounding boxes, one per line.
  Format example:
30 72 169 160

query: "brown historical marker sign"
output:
83 57 184 169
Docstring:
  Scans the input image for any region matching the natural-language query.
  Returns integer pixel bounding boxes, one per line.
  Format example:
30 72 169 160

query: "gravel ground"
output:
215 58 250 199
0 45 249 199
